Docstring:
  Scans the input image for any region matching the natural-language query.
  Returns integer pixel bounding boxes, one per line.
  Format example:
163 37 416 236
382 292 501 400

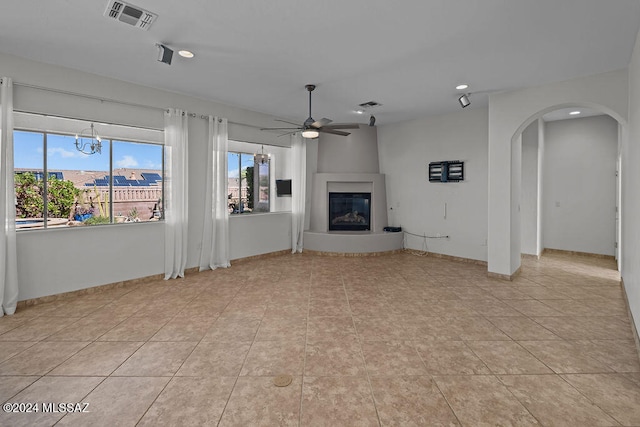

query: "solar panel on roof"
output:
142 173 162 180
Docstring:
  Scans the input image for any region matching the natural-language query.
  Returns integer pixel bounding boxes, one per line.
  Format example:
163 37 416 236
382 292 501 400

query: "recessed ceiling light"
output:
456 84 469 90
178 50 194 58
569 110 581 115
355 110 364 114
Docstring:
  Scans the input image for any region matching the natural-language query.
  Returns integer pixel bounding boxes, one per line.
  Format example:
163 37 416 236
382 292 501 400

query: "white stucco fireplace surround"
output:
304 126 403 253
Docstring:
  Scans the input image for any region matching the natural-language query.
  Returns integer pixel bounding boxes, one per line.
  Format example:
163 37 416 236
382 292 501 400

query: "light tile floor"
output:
1 251 639 426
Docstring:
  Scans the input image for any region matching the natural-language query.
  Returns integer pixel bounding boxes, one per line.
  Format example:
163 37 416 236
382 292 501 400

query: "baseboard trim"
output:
541 248 616 260
487 266 522 281
621 277 640 366
16 273 164 309
402 249 488 266
16 249 293 308
302 249 404 257
230 249 292 264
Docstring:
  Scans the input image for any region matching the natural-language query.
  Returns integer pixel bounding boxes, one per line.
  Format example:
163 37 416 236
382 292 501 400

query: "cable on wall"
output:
404 231 450 239
402 230 450 257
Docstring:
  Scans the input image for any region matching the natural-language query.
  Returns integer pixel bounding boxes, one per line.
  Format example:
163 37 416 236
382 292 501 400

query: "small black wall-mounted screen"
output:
429 160 464 182
275 179 292 196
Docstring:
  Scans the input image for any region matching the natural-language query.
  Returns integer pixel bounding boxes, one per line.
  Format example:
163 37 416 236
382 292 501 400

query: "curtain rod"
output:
13 109 164 132
9 80 274 129
12 81 166 113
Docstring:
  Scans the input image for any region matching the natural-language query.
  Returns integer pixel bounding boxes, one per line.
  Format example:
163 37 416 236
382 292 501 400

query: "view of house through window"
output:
228 151 270 214
14 129 164 230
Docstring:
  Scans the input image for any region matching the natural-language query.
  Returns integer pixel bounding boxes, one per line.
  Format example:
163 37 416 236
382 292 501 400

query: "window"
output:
14 129 163 230
228 151 270 214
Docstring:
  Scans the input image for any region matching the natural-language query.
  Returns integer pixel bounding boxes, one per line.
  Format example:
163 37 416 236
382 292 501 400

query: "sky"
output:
14 130 162 172
228 152 257 179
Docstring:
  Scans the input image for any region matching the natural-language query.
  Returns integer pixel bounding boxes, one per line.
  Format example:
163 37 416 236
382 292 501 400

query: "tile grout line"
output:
343 267 383 427
298 266 312 427
130 289 208 426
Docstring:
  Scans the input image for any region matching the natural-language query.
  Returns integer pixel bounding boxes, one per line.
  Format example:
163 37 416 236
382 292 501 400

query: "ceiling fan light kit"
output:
261 84 361 139
301 129 320 139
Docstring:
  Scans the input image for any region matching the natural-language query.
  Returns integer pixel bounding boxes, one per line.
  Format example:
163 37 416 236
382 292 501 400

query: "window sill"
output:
229 211 291 218
16 219 164 233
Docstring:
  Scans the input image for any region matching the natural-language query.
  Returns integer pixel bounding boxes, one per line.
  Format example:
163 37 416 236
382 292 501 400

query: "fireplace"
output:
328 192 371 231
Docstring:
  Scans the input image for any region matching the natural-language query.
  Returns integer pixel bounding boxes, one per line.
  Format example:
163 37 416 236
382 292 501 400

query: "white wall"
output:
317 125 380 173
622 28 640 338
543 115 618 256
510 135 522 269
378 107 489 262
537 119 546 255
229 213 291 260
521 121 539 255
1 52 293 300
488 69 628 276
17 223 163 301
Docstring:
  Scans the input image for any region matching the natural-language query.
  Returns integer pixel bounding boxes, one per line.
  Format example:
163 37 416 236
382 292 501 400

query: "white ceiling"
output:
0 0 639 126
542 107 603 122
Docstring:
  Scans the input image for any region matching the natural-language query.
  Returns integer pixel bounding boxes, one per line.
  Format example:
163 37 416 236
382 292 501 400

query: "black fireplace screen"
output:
328 192 371 231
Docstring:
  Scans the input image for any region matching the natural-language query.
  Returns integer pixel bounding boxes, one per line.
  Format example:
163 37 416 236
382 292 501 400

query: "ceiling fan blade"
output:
324 123 361 130
260 127 302 131
311 118 332 128
277 131 297 137
318 128 350 136
274 119 301 126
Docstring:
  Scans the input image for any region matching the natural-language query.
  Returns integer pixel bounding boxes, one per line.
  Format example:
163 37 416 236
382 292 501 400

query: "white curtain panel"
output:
199 116 230 271
291 133 306 253
164 109 189 279
0 77 18 315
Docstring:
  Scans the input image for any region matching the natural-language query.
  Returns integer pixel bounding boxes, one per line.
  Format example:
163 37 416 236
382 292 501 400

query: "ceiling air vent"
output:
104 0 157 30
358 101 383 109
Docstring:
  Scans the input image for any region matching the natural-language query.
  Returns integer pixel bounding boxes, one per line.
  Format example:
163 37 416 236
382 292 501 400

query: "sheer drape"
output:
199 116 230 271
0 77 18 315
291 133 306 253
164 109 189 279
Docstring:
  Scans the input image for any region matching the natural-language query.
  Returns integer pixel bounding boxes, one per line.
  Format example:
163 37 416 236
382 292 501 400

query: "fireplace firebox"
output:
328 192 371 231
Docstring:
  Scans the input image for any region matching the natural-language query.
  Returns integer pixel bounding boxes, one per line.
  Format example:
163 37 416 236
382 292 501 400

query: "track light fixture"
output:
458 93 470 108
369 115 376 126
156 43 173 65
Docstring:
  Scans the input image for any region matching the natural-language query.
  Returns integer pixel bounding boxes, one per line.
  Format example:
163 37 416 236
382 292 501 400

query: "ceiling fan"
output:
261 84 360 139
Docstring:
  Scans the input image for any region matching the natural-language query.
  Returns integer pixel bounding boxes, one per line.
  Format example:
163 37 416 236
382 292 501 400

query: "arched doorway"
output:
487 69 628 278
512 105 623 271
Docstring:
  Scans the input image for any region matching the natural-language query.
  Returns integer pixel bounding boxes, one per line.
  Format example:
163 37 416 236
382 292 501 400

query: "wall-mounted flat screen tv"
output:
276 179 292 196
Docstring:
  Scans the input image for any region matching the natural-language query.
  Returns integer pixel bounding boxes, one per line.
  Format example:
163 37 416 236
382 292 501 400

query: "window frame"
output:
13 127 165 230
227 150 271 215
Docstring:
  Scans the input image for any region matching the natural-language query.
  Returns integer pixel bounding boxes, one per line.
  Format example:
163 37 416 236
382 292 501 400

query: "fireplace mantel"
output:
309 173 387 233
304 127 403 254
